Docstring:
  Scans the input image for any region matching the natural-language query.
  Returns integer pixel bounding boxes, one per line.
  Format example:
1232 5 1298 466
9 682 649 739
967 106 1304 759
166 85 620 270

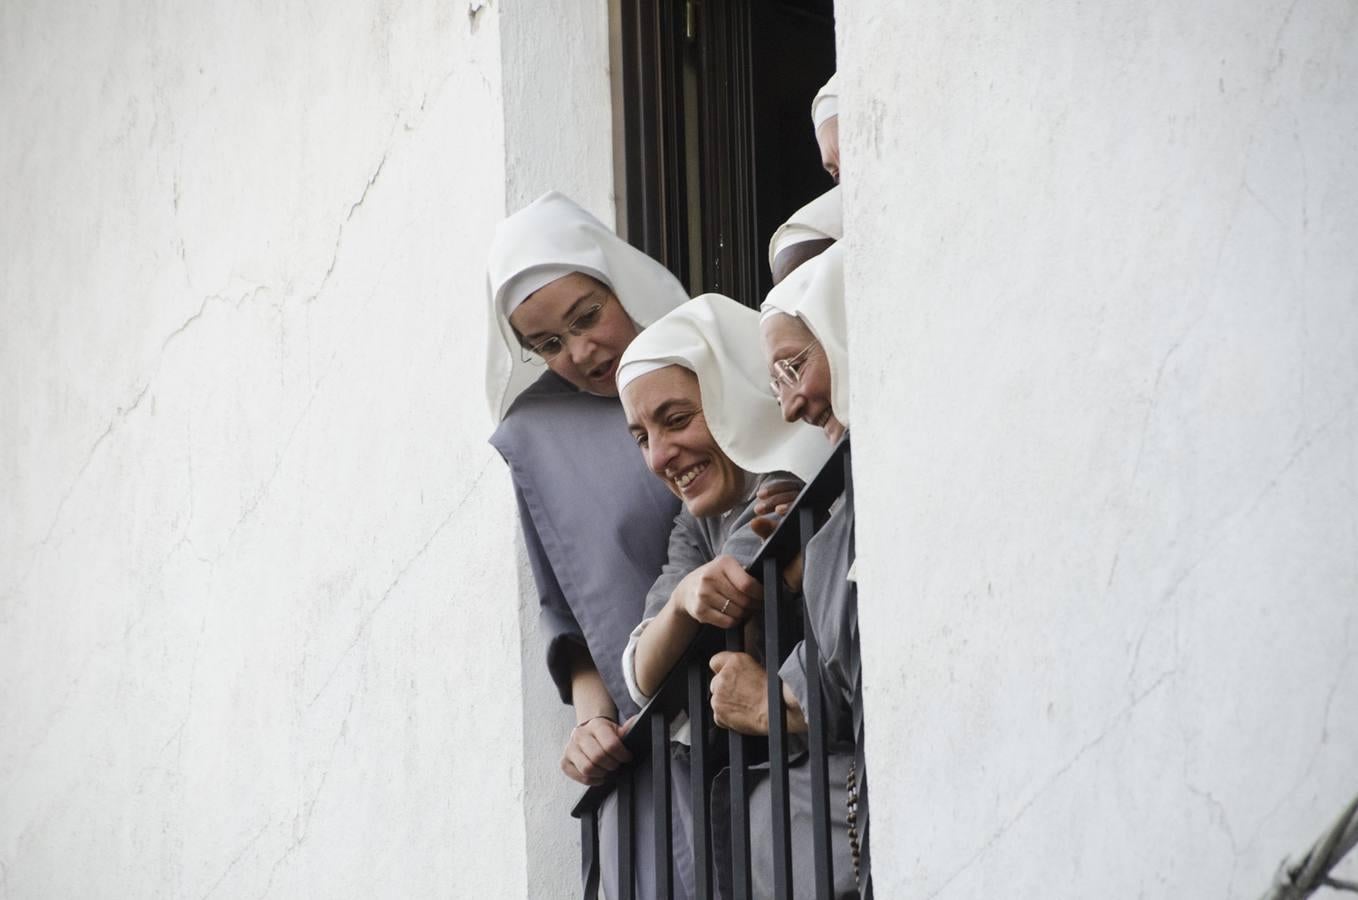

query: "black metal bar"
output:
572 438 855 895
688 655 713 900
651 714 673 900
618 772 635 900
764 556 794 899
581 808 601 900
726 625 752 900
800 507 835 899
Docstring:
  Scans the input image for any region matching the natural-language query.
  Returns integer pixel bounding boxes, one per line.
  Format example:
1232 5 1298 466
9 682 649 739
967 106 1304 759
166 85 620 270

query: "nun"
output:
762 241 871 895
617 295 858 899
811 73 841 184
768 186 842 286
486 191 692 899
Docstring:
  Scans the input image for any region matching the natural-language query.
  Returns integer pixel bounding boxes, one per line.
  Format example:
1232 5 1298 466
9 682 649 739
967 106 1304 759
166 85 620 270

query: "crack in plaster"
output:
925 669 1177 899
1264 0 1305 83
1243 180 1287 230
1125 391 1356 689
1106 301 1212 595
306 461 493 709
1185 777 1242 892
255 691 358 899
1238 391 1356 523
160 615 208 762
217 350 340 555
1318 615 1353 746
301 149 389 307
1240 612 1355 860
3 285 266 607
297 63 457 306
199 819 272 900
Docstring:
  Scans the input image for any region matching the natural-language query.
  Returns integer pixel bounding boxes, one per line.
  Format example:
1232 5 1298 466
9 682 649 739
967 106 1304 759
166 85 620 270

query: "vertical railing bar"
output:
581 808 601 900
726 625 752 900
618 771 635 900
651 713 673 900
763 556 794 899
800 506 835 899
689 656 713 900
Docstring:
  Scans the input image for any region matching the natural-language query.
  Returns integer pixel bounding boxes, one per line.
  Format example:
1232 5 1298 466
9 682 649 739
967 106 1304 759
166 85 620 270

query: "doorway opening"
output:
613 0 837 307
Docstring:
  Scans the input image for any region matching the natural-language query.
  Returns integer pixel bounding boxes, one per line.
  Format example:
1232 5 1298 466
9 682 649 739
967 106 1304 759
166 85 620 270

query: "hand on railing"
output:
561 715 635 786
750 514 807 591
754 479 802 518
672 555 763 630
710 651 809 736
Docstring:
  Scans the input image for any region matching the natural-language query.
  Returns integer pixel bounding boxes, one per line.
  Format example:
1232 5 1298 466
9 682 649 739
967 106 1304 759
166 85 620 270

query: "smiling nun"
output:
763 240 871 895
616 294 859 899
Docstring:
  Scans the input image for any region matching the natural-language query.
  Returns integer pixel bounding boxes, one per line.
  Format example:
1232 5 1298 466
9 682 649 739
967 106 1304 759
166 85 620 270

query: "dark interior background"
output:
617 0 836 307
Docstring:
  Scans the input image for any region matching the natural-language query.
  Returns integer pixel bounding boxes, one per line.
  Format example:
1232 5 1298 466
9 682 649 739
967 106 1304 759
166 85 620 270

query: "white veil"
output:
485 191 689 421
617 294 833 483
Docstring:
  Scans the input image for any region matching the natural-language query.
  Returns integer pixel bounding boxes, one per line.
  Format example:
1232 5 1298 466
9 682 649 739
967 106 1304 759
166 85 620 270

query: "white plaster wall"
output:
839 0 1358 896
0 0 559 896
496 1 618 897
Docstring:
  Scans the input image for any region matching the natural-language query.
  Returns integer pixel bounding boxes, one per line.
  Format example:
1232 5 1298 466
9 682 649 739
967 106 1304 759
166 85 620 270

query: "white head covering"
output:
617 294 833 483
485 191 690 421
767 186 842 273
760 241 850 427
811 73 839 131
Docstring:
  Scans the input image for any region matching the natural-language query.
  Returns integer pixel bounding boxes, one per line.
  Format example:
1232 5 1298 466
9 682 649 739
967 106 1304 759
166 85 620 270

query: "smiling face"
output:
761 312 844 443
508 272 638 396
622 365 749 518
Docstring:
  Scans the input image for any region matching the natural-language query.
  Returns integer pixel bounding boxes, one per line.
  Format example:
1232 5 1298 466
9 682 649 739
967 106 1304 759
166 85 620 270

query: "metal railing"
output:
572 437 866 899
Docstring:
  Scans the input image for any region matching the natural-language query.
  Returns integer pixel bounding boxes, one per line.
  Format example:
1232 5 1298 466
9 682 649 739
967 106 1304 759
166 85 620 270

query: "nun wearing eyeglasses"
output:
487 191 695 899
762 241 872 895
617 295 859 899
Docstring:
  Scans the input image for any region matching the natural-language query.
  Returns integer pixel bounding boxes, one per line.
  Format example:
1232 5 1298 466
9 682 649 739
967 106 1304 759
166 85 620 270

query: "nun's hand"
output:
754 479 801 517
561 715 633 786
709 652 769 735
674 555 762 629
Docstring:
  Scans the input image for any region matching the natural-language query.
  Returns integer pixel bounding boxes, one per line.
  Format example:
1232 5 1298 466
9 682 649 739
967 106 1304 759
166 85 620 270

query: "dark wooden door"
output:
617 0 836 307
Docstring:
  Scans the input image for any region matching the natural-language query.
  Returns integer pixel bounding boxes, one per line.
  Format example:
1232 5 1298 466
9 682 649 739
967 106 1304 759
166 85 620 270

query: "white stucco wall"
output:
497 1 618 897
840 0 1357 896
0 0 592 895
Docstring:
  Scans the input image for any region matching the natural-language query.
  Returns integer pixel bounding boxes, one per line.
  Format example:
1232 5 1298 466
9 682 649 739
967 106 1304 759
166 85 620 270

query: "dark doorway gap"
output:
616 0 836 308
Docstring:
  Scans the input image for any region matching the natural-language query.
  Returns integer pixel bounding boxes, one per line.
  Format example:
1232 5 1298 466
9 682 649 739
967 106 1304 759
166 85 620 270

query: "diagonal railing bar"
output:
1259 793 1358 900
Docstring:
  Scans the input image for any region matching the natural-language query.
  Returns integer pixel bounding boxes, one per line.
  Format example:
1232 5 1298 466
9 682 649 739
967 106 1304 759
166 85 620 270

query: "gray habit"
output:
489 370 686 900
490 370 679 717
742 476 861 900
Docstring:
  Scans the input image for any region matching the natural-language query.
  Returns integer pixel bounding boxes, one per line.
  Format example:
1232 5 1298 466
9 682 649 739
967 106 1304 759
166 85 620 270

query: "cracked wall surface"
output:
840 0 1358 896
0 0 589 895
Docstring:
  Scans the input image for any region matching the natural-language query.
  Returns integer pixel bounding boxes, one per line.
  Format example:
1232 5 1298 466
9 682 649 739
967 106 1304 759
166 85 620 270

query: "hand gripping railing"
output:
571 436 859 900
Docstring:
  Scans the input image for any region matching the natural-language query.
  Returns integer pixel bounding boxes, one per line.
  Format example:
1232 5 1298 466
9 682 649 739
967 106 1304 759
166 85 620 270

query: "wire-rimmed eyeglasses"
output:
768 340 820 399
519 293 616 364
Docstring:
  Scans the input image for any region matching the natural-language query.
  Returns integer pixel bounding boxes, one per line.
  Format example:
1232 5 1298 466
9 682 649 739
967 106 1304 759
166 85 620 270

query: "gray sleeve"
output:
778 640 810 715
720 472 803 567
512 482 585 706
802 488 859 725
642 508 713 622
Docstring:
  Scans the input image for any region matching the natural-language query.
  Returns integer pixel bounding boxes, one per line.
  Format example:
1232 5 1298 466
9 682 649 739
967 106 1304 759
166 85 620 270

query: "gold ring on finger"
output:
721 598 732 615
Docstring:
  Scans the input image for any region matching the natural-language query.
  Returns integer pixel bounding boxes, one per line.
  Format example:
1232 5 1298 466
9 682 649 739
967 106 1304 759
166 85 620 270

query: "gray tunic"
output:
746 476 862 900
489 369 680 718
491 370 689 900
778 476 859 738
